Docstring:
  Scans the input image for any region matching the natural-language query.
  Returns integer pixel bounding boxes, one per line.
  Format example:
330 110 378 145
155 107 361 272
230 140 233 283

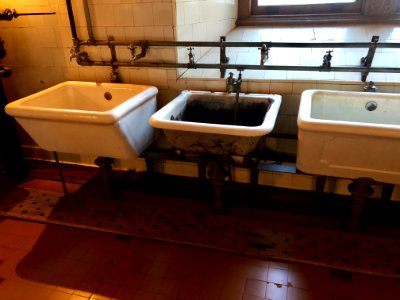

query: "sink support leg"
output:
95 156 115 198
207 162 229 213
381 183 394 202
315 176 326 197
347 177 375 232
53 152 68 195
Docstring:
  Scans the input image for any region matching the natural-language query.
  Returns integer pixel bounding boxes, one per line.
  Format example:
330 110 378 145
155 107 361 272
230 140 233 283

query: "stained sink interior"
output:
173 96 271 126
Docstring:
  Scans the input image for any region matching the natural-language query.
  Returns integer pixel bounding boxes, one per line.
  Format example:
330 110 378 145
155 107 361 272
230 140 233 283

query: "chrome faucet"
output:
364 81 377 92
226 71 242 93
321 50 333 70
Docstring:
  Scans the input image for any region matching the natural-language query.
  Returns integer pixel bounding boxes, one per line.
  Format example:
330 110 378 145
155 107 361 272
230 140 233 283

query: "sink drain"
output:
104 92 112 101
365 101 377 111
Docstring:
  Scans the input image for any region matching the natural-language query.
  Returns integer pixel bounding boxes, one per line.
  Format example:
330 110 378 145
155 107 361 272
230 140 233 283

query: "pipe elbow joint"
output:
75 51 93 66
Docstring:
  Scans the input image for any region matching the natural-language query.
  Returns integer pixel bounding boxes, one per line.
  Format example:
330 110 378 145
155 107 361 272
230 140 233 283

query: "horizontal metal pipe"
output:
78 39 400 49
83 60 400 73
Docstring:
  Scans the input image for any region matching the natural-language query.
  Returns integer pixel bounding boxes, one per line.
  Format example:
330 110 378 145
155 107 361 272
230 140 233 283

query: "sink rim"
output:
5 81 158 125
150 90 281 137
298 89 400 138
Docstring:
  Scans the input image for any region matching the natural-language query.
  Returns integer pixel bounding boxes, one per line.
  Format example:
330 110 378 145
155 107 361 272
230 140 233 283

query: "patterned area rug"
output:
1 180 400 280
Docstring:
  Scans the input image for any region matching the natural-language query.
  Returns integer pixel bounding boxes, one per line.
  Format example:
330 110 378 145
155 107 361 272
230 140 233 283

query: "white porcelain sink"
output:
5 81 158 159
150 90 281 156
297 89 400 184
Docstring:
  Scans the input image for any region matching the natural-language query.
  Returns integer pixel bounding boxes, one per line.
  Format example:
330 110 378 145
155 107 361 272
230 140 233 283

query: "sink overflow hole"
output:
365 101 377 111
104 92 112 101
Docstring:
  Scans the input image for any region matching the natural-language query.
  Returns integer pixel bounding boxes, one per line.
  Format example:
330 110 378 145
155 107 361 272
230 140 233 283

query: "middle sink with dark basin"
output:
150 90 281 156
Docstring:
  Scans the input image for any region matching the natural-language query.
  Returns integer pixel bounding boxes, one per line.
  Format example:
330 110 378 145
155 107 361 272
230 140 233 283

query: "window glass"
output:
252 0 362 15
258 0 356 5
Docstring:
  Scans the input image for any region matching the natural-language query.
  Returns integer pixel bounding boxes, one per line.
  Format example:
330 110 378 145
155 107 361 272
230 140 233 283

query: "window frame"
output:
237 0 400 26
252 0 363 16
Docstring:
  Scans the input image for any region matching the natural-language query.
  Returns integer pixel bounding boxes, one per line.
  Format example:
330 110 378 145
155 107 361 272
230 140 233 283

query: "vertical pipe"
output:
82 0 95 43
66 0 78 40
219 36 229 78
53 152 69 195
108 36 121 83
361 35 379 82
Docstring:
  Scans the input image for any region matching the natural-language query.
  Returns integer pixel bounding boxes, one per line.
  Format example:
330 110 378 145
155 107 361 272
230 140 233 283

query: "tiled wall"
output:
1 1 399 199
0 0 179 98
175 0 237 75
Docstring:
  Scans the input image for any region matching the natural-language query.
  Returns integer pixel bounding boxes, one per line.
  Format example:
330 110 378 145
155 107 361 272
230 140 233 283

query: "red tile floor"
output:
0 164 399 299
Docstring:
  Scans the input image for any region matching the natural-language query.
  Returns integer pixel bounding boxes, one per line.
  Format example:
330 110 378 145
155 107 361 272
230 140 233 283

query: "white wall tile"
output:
129 68 149 84
91 4 116 27
113 4 134 26
292 174 314 191
144 26 165 40
184 1 200 25
270 81 293 94
279 94 300 116
78 66 97 81
292 82 317 95
148 68 168 88
164 26 175 40
125 26 145 40
153 3 174 26
133 3 154 26
259 171 273 186
232 168 250 183
272 173 293 189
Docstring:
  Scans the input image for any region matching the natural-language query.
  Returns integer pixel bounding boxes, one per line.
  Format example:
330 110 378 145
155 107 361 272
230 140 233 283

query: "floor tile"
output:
0 167 400 300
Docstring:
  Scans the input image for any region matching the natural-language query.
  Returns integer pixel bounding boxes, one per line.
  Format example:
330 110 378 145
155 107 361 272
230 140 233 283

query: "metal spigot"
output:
69 38 81 61
259 44 270 66
128 42 147 63
69 45 79 61
110 67 121 83
187 47 195 65
74 51 92 66
321 50 333 70
226 71 242 93
364 81 377 92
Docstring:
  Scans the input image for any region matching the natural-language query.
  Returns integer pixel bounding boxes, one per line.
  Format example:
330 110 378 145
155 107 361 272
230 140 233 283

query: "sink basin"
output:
149 90 281 156
5 81 158 159
297 89 400 184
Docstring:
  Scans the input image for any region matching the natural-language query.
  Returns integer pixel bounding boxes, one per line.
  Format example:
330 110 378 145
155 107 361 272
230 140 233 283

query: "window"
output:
258 0 356 5
252 0 362 16
237 0 400 25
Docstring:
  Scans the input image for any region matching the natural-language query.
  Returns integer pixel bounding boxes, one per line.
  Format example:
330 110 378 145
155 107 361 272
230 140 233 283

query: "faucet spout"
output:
226 71 242 93
364 81 377 92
